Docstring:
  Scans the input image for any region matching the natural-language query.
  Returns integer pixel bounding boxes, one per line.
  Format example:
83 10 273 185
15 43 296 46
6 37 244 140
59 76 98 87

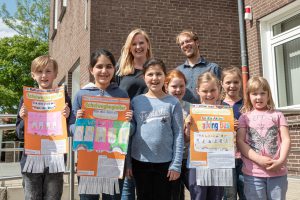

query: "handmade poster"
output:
74 96 130 195
23 86 68 155
190 104 235 169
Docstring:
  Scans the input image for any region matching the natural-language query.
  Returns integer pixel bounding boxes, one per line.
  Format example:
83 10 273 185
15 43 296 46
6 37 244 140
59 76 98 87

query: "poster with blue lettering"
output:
190 104 235 169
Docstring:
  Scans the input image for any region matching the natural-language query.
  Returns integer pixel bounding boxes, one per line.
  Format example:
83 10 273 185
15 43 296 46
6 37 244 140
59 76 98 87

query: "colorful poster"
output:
23 86 68 155
74 96 130 178
190 104 235 169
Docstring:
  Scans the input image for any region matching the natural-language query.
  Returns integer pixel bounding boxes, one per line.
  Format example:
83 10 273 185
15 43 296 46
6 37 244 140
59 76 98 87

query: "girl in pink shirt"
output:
237 77 290 200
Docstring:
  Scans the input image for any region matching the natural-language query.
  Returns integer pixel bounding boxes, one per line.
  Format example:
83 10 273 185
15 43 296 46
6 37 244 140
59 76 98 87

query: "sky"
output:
0 0 18 38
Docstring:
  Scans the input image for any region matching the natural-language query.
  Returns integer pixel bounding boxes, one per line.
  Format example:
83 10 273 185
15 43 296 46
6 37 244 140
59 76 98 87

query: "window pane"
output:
274 37 300 106
273 13 300 36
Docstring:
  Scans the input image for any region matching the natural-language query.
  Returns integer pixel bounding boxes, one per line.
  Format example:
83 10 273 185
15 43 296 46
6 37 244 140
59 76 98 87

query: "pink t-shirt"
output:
238 110 288 177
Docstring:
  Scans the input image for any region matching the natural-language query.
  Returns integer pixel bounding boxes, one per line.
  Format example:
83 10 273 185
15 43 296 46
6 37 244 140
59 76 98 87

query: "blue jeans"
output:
244 175 287 200
121 177 136 200
223 158 246 200
22 169 64 200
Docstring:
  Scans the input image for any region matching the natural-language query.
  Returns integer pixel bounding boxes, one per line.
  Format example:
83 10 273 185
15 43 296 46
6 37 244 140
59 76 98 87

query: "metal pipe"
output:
238 0 249 98
69 137 74 200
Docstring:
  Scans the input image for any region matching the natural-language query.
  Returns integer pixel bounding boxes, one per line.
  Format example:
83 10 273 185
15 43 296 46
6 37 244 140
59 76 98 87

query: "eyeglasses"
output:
179 39 194 47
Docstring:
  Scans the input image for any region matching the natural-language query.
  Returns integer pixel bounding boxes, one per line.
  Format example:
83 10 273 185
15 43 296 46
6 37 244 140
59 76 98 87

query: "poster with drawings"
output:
23 86 68 155
74 96 130 178
190 104 235 169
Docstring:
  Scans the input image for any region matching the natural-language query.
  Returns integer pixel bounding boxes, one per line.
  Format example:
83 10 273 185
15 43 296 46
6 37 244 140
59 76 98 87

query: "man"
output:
176 30 221 103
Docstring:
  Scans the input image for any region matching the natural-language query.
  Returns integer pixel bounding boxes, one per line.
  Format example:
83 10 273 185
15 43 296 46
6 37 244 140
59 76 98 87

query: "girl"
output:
165 69 190 200
72 48 133 200
116 28 153 200
128 58 184 200
237 77 290 200
188 71 228 200
221 67 246 200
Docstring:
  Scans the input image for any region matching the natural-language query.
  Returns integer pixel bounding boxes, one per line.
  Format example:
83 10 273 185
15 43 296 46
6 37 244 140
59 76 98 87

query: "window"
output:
260 1 300 108
51 0 59 40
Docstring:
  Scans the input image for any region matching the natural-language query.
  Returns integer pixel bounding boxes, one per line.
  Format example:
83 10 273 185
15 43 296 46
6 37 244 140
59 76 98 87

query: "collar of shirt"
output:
183 56 207 68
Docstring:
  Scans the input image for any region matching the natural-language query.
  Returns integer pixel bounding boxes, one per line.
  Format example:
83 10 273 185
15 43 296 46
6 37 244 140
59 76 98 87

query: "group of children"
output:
16 48 290 200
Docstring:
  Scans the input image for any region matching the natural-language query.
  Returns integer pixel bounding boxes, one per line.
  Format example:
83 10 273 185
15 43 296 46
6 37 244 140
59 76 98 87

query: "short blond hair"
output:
31 55 58 73
241 76 275 113
176 30 199 45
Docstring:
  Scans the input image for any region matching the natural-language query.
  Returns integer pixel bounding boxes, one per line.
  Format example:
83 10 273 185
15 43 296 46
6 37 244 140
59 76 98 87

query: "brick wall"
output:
244 0 300 177
89 0 241 70
49 0 91 95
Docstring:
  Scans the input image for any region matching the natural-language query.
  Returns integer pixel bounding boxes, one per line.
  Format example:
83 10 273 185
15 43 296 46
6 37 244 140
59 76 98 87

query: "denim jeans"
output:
22 169 64 200
121 177 136 200
223 158 246 200
243 175 287 200
132 159 172 200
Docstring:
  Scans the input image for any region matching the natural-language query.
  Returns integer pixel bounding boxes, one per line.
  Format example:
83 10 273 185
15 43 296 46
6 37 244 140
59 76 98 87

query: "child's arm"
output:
184 114 191 142
237 127 272 168
16 98 25 140
266 125 290 172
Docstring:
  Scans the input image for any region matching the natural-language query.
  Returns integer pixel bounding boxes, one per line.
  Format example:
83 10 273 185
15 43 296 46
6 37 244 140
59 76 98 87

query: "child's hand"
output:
125 168 133 179
19 104 28 119
184 115 191 141
76 109 85 118
234 119 239 131
167 170 180 181
125 110 133 122
256 155 272 168
266 159 285 172
62 103 70 118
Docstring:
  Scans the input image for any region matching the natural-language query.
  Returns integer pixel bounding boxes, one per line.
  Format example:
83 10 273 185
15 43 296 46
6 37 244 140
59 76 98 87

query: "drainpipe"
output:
238 0 249 98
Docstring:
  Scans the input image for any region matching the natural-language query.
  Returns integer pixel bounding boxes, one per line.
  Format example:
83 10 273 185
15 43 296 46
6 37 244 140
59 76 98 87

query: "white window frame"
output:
260 1 300 108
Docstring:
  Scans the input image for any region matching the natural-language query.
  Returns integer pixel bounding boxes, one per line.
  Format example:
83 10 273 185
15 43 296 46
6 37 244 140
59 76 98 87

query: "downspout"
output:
238 0 249 98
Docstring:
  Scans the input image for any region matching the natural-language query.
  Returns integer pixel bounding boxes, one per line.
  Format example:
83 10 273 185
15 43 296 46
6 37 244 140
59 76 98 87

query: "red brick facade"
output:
49 0 241 97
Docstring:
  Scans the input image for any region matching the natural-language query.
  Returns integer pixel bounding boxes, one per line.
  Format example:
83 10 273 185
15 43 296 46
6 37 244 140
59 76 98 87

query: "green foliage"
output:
0 0 50 42
0 35 48 113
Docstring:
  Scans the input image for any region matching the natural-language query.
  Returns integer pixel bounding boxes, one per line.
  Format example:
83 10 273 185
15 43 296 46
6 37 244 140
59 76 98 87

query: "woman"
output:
116 28 153 200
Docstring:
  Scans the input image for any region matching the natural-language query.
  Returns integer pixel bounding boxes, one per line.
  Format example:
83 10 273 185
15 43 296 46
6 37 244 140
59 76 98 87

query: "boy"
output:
16 55 73 200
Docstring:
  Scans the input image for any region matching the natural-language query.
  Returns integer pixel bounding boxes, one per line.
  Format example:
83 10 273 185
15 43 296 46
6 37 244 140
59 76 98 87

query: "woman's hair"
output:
165 69 187 87
90 48 116 82
197 71 221 90
31 55 58 73
241 76 275 113
117 28 153 76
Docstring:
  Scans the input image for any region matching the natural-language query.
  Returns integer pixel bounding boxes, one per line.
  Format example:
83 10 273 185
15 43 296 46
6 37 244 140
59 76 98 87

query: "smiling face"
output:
197 80 220 105
89 55 115 90
166 77 186 100
130 33 149 60
222 73 242 100
144 64 166 96
249 87 269 111
178 34 200 59
31 64 57 89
